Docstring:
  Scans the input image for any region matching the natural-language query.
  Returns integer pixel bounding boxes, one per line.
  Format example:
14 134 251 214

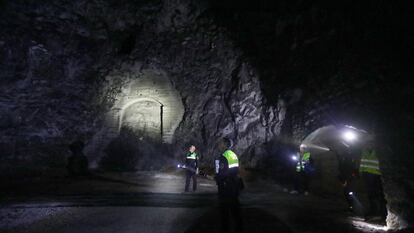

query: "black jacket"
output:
185 152 198 169
215 155 240 198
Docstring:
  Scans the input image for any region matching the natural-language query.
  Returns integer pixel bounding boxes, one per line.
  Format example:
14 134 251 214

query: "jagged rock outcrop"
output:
0 0 284 171
208 0 413 228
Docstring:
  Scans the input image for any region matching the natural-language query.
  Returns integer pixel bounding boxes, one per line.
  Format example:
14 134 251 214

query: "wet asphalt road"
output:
0 172 388 233
2 192 218 209
0 192 295 233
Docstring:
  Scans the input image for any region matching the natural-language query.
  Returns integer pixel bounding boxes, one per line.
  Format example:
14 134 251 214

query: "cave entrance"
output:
85 69 184 167
300 124 389 222
120 98 164 141
300 125 381 206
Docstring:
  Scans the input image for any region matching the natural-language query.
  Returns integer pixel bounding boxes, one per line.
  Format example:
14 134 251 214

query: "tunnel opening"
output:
98 97 172 172
84 69 185 168
299 124 391 226
99 127 171 172
119 98 164 141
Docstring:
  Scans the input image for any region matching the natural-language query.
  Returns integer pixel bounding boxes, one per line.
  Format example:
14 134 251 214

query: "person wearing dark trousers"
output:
359 141 387 223
292 171 305 194
362 172 387 220
291 145 313 195
184 145 198 192
215 138 243 233
337 153 359 212
338 174 356 212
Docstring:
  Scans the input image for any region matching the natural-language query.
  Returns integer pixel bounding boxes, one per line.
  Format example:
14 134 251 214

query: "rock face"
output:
0 0 412 229
0 0 284 171
209 1 413 229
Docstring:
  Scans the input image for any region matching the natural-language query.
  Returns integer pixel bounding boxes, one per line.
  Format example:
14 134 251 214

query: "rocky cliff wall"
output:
0 0 284 172
208 0 413 228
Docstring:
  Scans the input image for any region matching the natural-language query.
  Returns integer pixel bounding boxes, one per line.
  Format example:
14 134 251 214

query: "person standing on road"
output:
337 151 358 212
290 145 313 195
359 141 387 222
215 138 243 233
184 145 199 192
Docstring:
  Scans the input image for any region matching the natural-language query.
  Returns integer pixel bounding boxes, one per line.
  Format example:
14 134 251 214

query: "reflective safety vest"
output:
223 150 239 169
296 152 311 172
186 152 197 160
359 149 381 175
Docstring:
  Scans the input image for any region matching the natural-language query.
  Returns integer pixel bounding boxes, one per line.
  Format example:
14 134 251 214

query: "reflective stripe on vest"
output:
360 159 379 164
186 152 197 160
296 152 311 172
223 150 239 169
359 149 381 175
215 159 220 174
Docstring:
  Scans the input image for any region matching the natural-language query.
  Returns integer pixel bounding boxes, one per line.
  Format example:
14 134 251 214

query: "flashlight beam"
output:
301 143 330 151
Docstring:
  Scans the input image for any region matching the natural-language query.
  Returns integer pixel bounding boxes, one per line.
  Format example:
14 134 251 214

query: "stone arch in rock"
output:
85 68 184 167
119 97 164 140
108 69 184 143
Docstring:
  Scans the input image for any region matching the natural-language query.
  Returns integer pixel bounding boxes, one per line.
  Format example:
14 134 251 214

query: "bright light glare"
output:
352 220 388 231
177 164 181 168
343 130 357 142
349 192 353 195
291 155 298 161
299 143 330 151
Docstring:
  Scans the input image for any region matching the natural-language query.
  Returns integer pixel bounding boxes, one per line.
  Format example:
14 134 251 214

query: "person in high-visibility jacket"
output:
359 141 387 222
215 138 243 233
184 145 198 192
290 145 313 195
